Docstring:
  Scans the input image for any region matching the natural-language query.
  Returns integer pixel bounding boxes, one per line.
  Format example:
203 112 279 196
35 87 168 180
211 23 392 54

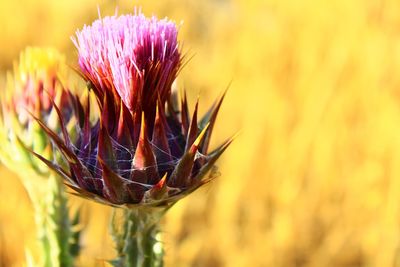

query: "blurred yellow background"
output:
2 0 400 266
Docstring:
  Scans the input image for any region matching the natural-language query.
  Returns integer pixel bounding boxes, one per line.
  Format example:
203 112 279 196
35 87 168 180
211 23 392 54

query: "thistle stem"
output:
25 174 79 267
111 208 164 267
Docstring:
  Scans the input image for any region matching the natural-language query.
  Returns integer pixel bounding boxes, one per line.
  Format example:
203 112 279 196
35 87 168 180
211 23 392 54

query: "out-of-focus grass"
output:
2 0 400 266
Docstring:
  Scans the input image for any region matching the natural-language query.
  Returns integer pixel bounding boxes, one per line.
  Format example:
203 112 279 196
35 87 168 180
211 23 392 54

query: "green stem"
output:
25 174 79 267
111 208 165 267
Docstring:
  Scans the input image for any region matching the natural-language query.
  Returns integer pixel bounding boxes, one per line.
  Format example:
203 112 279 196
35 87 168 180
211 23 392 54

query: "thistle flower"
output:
35 11 232 209
0 47 72 172
0 47 80 267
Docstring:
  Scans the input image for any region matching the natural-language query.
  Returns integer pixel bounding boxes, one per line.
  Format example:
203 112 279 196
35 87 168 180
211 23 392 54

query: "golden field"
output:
2 0 400 266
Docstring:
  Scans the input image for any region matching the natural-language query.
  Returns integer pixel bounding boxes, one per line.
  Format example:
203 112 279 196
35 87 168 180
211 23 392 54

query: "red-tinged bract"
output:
35 11 232 207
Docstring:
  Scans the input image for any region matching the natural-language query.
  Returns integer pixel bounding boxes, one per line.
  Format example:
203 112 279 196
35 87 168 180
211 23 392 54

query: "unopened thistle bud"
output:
0 47 72 177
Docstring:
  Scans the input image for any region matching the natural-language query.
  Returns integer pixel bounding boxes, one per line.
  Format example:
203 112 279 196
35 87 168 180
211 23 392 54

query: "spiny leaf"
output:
48 95 72 148
117 99 133 150
30 112 78 164
147 173 168 200
131 113 159 184
82 94 91 145
195 134 236 183
98 157 129 204
185 97 198 151
181 91 190 137
70 91 85 129
17 136 76 186
199 89 228 153
152 102 172 165
168 124 209 187
29 112 95 188
98 121 118 172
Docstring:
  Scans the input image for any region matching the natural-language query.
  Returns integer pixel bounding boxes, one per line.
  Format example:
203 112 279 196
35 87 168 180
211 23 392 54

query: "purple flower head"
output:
72 10 181 114
34 10 232 207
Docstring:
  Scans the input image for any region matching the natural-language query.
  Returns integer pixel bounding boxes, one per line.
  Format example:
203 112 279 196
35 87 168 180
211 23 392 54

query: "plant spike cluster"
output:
34 10 232 207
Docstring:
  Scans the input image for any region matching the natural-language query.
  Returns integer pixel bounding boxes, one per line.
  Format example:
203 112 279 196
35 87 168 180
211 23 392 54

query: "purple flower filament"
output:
72 11 181 113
